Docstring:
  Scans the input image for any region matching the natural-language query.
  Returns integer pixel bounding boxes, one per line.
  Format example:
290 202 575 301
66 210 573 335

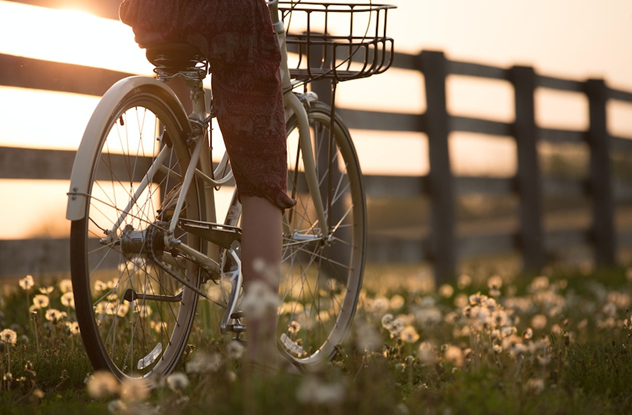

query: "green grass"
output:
1 265 632 414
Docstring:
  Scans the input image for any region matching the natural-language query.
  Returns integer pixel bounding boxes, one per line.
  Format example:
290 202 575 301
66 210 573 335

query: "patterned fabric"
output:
119 0 295 210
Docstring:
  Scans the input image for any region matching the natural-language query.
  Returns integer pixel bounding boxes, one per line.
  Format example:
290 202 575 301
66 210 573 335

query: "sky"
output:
0 0 631 239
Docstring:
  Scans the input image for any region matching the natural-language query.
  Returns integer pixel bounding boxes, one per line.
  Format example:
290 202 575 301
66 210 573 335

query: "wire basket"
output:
279 1 396 82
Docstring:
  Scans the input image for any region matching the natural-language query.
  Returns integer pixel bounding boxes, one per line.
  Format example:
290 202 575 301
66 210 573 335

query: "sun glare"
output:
0 1 152 74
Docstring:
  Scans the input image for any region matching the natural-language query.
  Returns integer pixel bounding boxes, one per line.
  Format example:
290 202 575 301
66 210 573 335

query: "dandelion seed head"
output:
400 326 420 343
457 274 472 289
32 295 49 309
287 320 301 335
39 286 54 295
166 372 189 391
226 340 245 360
531 314 547 330
443 344 464 367
86 371 120 399
487 274 503 290
59 279 73 293
438 284 454 298
241 280 279 319
418 341 437 364
389 294 405 310
120 377 150 403
61 292 75 309
185 352 222 374
45 309 66 323
19 275 34 291
0 329 17 346
354 320 381 352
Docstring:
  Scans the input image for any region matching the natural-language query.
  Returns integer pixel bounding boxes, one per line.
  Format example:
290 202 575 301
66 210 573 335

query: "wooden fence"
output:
1 1 632 283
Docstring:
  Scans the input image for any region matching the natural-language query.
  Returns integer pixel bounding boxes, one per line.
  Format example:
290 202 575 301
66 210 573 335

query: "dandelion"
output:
32 295 49 309
443 345 464 367
241 280 279 319
418 342 437 364
523 328 533 340
381 313 394 329
226 340 245 360
525 378 545 395
86 371 120 399
400 326 420 344
0 329 17 346
45 309 66 323
287 320 301 335
19 275 34 291
120 377 150 403
185 352 223 374
94 280 108 292
166 372 189 391
59 279 73 293
39 286 54 295
296 376 345 405
531 314 547 330
354 320 382 352
457 274 472 289
438 284 454 298
389 294 405 310
487 275 503 290
61 292 75 309
65 321 80 335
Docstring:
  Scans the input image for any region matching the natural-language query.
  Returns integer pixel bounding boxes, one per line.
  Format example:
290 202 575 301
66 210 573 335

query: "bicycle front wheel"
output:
69 80 204 380
279 100 366 367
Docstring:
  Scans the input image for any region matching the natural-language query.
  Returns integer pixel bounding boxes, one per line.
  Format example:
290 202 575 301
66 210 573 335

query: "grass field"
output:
1 263 631 414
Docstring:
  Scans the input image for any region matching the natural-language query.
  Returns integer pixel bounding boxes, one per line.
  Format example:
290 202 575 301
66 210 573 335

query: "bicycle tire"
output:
279 100 366 367
70 80 204 380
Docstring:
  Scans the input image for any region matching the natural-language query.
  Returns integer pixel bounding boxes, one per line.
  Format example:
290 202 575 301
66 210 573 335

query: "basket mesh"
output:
279 1 395 82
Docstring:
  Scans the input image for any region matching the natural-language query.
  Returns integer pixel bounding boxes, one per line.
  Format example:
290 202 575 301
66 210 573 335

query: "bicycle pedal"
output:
230 311 245 320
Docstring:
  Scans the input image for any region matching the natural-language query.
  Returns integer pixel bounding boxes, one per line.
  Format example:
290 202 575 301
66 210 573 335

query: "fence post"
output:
510 66 545 272
418 50 456 284
585 79 617 266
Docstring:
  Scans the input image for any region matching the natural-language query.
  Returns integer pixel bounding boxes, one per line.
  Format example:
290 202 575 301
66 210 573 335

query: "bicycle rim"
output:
279 100 366 367
70 86 203 380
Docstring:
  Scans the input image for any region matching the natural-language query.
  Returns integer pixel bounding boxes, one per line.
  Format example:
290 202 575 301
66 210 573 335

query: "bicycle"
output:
66 0 394 380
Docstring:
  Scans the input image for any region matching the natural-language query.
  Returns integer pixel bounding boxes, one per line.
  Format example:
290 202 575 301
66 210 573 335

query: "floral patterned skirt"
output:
119 0 295 210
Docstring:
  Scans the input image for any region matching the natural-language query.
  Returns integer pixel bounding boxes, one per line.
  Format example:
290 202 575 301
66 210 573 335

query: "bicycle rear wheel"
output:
69 80 204 380
279 100 366 367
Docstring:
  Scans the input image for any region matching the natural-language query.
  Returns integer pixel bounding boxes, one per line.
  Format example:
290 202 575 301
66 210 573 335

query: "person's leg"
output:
240 195 283 367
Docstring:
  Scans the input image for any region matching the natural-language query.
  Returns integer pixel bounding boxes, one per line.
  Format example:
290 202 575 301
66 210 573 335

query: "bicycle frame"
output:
66 0 329 335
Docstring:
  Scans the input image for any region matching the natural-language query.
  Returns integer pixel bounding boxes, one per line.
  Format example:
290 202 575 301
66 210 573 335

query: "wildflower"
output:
65 321 80 335
0 329 17 346
19 275 34 291
61 292 75 309
296 376 345 405
389 294 405 310
525 378 545 395
59 279 73 293
166 372 189 391
418 342 437 364
39 286 54 295
354 320 382 352
381 313 394 329
443 345 464 367
32 294 49 309
287 320 301 334
457 274 472 289
400 326 420 344
226 340 245 360
185 352 223 374
120 377 150 403
45 309 66 323
531 314 547 330
241 280 279 319
86 371 120 399
438 284 454 298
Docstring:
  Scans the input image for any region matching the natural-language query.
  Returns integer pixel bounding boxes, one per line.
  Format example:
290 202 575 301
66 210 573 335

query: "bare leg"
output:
240 195 282 367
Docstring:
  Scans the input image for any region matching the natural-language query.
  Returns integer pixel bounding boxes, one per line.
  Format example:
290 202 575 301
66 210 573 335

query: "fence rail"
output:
2 44 632 282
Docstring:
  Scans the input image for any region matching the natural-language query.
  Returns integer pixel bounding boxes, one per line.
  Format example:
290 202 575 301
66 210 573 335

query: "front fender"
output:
66 76 190 221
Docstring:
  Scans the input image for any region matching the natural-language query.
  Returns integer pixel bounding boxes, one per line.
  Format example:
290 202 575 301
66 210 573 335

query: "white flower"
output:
166 372 189 391
0 329 17 346
241 281 279 320
19 275 34 291
296 376 345 405
32 295 49 309
226 340 245 360
59 279 73 293
400 326 420 344
86 371 120 399
61 292 75 309
185 352 223 374
120 377 150 403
